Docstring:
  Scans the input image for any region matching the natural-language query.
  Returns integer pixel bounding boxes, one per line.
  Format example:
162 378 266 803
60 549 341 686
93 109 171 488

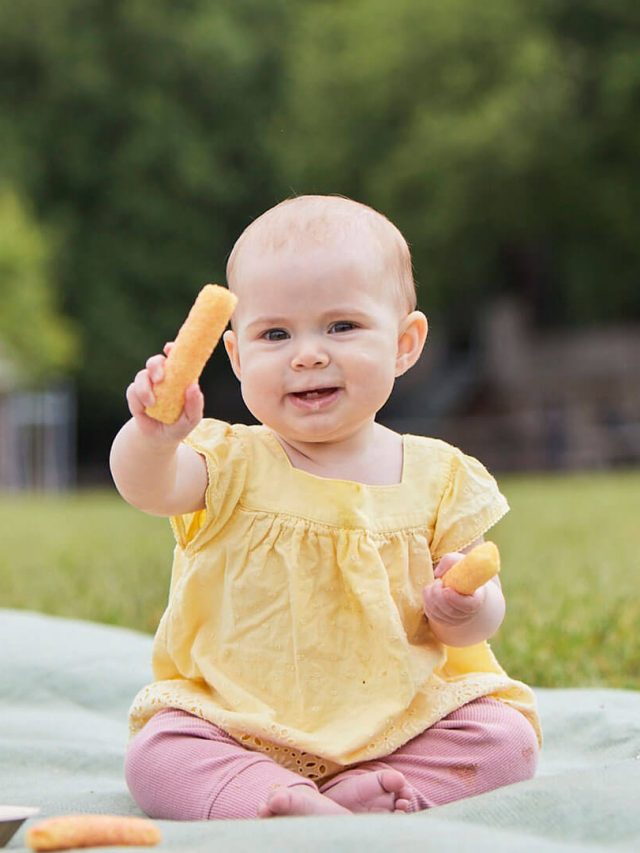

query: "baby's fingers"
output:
423 581 484 625
434 552 464 578
126 371 154 415
441 584 485 614
126 357 165 416
145 353 168 384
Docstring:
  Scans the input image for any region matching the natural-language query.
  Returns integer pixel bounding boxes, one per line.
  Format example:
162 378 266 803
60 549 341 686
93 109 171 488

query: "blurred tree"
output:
0 187 76 383
0 0 289 454
272 0 640 333
1 0 639 471
536 0 640 323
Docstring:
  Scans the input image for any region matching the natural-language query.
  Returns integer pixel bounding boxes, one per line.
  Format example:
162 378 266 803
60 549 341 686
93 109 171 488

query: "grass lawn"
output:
1 470 638 689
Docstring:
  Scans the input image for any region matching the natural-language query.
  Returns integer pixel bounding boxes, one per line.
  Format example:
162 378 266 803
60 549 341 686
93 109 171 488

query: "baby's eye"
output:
329 321 357 334
262 328 289 341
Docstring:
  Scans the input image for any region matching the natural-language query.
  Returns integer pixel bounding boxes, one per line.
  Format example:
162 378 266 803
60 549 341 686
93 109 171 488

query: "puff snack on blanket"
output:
26 814 161 851
441 541 501 594
145 283 238 424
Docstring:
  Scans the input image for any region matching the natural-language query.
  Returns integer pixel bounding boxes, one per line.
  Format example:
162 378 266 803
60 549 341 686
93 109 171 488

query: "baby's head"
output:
226 195 417 317
222 195 427 446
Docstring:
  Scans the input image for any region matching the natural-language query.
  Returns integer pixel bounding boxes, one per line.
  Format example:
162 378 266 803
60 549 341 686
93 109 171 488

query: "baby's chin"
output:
270 426 344 445
271 419 379 448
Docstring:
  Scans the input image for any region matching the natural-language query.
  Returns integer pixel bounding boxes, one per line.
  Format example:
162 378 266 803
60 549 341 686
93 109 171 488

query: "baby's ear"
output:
396 311 429 376
395 311 428 377
223 329 242 380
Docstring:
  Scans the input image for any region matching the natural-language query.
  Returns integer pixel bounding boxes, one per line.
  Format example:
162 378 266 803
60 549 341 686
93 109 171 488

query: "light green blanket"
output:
2 609 639 851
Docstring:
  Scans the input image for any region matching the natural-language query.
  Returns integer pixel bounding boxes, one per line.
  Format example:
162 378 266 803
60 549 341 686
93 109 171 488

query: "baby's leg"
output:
125 709 347 819
358 697 539 812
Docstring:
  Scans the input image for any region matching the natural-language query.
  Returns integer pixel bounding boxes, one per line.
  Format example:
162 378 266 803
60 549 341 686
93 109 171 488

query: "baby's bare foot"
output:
257 785 352 818
322 769 413 813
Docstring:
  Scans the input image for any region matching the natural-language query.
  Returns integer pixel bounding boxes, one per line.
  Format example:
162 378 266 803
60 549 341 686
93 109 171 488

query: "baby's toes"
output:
378 769 407 795
393 797 412 813
379 770 414 812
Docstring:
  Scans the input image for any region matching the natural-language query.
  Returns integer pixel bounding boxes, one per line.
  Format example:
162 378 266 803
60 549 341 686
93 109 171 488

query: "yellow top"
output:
129 419 541 781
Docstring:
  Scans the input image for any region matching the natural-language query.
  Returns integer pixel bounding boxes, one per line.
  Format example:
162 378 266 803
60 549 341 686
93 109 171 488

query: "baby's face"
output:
223 241 407 446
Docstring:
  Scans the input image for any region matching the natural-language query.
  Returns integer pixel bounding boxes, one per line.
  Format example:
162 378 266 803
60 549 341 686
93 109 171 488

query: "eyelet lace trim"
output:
128 672 533 783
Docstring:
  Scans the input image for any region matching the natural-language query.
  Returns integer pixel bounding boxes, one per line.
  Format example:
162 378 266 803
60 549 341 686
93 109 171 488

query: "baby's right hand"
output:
126 344 204 442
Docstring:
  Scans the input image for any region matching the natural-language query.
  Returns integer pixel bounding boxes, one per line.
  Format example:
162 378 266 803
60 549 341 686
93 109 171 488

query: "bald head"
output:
226 195 417 314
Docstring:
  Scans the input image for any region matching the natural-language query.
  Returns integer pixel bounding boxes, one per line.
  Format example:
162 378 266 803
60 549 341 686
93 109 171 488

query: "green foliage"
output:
0 0 289 422
1 471 638 688
0 0 638 447
0 188 77 382
273 0 640 328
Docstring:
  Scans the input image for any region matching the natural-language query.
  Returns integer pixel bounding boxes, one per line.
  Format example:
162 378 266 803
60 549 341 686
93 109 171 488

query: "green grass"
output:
0 488 174 634
493 470 640 690
1 471 639 689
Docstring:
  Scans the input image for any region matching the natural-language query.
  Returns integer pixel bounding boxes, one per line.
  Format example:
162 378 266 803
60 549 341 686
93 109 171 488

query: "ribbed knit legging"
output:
125 697 538 820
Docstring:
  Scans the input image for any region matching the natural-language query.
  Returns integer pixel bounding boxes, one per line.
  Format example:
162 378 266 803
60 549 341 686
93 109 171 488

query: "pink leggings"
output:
125 698 538 820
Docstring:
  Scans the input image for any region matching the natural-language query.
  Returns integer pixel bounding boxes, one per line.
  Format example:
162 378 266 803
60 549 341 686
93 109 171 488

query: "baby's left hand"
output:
422 552 487 626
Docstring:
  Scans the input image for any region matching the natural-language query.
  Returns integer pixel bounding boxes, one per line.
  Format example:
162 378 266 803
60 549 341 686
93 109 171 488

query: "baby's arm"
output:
422 540 506 647
109 349 208 516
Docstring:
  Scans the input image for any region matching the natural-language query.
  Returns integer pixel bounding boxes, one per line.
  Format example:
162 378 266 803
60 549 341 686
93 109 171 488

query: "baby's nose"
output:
291 340 330 369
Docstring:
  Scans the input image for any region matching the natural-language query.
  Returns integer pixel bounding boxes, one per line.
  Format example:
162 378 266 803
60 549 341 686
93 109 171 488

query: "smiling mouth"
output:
288 387 341 410
291 387 339 400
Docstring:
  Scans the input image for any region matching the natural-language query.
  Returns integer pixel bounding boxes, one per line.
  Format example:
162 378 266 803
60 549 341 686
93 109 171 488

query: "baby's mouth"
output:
288 387 341 410
291 387 338 401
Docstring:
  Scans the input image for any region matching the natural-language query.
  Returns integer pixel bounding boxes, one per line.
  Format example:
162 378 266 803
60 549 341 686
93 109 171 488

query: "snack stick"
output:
26 814 161 851
441 540 501 595
145 283 238 424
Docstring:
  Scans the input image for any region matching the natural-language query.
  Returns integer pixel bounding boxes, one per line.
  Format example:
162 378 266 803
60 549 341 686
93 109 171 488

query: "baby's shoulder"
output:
404 433 498 496
405 433 463 469
186 418 265 451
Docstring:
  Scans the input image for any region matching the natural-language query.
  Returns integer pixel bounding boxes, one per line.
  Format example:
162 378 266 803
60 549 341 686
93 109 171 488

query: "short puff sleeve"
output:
170 419 247 552
430 448 509 561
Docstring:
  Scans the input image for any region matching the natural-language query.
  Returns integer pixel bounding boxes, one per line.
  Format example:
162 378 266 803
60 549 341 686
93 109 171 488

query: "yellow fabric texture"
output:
130 419 541 781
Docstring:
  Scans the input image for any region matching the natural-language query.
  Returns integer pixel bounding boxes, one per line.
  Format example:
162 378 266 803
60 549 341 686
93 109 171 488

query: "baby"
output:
110 195 540 820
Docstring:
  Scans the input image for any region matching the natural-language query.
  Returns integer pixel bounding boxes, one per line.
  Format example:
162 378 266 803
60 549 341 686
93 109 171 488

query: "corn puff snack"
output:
26 814 161 851
441 541 501 595
145 283 238 424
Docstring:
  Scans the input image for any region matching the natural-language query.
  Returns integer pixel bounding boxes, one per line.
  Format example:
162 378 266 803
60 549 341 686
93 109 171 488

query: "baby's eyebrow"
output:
245 316 289 332
244 308 374 333
325 308 371 319
320 309 375 325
